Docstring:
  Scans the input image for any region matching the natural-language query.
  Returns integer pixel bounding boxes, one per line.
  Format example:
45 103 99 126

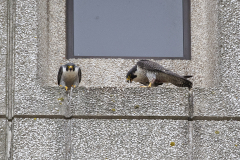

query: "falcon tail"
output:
182 76 193 90
183 75 192 79
176 79 192 90
172 77 193 90
186 80 193 90
183 77 192 90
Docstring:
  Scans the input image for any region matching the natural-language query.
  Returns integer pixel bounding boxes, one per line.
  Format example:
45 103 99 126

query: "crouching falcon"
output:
126 60 192 90
58 63 81 91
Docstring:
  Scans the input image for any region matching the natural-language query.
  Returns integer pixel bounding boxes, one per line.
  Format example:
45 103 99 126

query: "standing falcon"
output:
58 63 81 91
126 60 192 90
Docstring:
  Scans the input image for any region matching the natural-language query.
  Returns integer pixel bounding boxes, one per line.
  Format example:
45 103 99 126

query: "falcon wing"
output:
137 60 185 79
57 66 63 85
78 67 82 83
137 60 192 89
163 71 192 89
137 60 166 72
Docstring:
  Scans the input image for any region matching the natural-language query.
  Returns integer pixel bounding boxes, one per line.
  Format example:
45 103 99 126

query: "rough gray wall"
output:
0 0 7 116
193 120 240 159
0 119 6 159
194 0 240 117
13 118 68 159
0 0 240 159
12 119 189 159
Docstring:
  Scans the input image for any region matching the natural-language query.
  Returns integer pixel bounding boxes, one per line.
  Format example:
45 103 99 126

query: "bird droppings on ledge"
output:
170 142 175 146
58 97 64 102
134 105 140 109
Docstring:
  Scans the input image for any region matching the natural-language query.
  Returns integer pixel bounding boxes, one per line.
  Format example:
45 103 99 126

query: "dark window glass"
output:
66 0 191 59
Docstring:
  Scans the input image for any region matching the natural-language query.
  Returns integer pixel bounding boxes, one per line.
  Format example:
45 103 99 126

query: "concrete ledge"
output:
14 86 189 117
71 87 189 117
14 87 65 116
193 120 240 159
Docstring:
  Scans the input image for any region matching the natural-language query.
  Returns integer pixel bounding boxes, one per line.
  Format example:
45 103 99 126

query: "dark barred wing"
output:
164 72 192 89
137 60 192 89
78 67 82 83
137 60 166 72
137 60 180 77
57 66 63 85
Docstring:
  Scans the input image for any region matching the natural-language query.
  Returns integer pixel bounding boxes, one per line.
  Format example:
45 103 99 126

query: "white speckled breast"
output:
133 66 149 84
62 67 78 85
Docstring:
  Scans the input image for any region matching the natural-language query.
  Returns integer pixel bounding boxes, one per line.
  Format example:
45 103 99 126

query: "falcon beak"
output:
126 78 132 83
69 66 73 71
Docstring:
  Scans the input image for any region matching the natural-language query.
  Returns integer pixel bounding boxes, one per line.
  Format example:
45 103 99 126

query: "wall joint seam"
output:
6 0 15 159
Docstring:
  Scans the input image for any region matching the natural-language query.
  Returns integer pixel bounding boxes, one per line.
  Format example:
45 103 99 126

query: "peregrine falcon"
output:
58 63 81 91
126 60 192 90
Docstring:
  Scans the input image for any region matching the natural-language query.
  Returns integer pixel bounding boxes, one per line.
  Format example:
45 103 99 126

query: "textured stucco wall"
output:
0 0 7 116
0 0 240 159
0 119 6 159
192 120 240 159
12 118 189 159
194 0 240 117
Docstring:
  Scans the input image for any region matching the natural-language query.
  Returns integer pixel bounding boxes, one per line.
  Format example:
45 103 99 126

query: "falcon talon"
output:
148 83 152 87
65 86 68 91
126 60 192 90
57 63 82 91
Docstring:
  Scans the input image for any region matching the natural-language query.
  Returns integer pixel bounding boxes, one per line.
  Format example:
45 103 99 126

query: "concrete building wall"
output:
0 0 240 159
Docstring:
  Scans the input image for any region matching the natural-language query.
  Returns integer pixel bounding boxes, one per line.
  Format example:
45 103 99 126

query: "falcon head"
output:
66 63 75 72
126 65 137 83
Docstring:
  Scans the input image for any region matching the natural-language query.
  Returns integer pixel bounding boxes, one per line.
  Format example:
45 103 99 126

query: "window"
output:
66 0 191 59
